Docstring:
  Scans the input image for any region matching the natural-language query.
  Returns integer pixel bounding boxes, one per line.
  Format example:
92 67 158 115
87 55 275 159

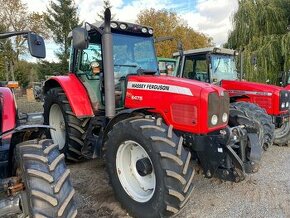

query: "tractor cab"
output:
69 21 158 111
174 47 238 84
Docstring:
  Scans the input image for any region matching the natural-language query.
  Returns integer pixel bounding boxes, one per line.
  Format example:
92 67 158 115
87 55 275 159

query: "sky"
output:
23 0 239 62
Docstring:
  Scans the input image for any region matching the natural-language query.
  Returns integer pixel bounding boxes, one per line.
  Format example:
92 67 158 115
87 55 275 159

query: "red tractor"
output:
43 9 262 217
0 31 76 217
173 47 290 147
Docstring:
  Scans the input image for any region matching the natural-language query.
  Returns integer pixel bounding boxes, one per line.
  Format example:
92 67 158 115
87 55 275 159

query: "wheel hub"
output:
136 157 152 177
116 140 156 203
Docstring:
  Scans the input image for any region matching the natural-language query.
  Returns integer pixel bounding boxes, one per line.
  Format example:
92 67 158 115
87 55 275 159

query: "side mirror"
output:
72 27 89 50
27 32 46 58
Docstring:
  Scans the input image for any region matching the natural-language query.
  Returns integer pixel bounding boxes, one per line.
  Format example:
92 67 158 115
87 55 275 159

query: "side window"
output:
183 58 194 79
183 55 208 82
195 59 208 82
79 44 102 72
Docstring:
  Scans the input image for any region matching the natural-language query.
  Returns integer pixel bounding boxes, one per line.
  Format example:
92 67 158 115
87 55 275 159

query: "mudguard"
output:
0 88 17 136
43 73 94 118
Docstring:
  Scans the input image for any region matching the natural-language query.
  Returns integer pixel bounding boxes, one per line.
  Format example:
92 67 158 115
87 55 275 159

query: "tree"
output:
0 0 47 82
45 0 80 74
137 9 211 58
226 0 290 84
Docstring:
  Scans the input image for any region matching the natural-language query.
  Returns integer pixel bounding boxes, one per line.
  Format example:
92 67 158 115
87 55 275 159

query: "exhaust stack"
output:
102 8 115 118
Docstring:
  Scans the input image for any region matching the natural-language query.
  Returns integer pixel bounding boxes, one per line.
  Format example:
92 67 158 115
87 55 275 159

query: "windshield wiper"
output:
114 64 138 67
213 58 221 74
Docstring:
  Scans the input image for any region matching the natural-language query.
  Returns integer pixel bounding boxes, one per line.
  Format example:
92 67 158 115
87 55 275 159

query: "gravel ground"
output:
17 97 290 218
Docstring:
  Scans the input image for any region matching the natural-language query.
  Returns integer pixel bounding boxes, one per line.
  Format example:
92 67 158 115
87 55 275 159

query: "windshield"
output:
210 54 238 82
113 33 157 80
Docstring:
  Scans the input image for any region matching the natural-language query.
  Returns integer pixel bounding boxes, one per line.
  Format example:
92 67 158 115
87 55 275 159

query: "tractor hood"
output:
221 80 289 115
127 75 225 96
221 80 283 94
125 75 229 134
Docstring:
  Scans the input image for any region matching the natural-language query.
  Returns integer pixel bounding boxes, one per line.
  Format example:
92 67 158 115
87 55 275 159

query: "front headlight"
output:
208 91 229 127
211 115 218 125
222 112 228 123
281 102 286 109
280 90 290 111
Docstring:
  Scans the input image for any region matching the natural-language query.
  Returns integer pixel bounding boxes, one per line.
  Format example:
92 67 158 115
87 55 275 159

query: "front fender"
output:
103 107 153 137
43 74 94 118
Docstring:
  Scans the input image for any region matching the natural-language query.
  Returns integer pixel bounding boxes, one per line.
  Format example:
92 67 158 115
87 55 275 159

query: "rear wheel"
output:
105 116 195 217
231 102 275 150
44 87 90 161
16 139 77 217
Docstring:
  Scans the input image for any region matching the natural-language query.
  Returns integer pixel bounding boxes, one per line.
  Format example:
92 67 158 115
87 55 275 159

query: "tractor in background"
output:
0 31 76 217
173 47 290 147
157 57 176 75
43 9 263 217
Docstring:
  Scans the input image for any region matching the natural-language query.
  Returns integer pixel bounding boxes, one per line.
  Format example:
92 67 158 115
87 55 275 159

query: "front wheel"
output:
274 118 290 146
230 102 275 150
105 117 194 217
16 139 77 217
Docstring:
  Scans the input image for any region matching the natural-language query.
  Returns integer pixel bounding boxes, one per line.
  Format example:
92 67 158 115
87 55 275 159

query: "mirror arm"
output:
0 31 31 39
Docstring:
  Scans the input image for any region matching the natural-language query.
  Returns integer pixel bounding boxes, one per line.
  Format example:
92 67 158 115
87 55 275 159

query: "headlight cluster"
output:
208 92 230 127
279 90 290 111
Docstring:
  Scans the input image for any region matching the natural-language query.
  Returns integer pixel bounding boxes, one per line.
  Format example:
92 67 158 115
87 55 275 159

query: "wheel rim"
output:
116 140 156 203
49 104 66 150
275 121 290 139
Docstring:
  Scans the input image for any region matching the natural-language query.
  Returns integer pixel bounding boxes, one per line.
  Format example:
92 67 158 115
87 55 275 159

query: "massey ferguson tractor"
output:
173 47 290 147
0 31 76 217
43 9 263 217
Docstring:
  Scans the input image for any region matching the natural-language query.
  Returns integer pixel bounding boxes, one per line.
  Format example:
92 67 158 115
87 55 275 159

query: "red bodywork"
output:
45 74 228 134
43 74 94 117
285 85 290 91
0 88 17 138
221 80 286 116
126 75 228 134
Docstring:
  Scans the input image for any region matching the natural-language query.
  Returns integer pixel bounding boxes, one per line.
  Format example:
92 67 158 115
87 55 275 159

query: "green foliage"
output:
45 0 80 74
0 0 47 84
226 0 290 84
14 60 37 88
37 60 63 80
137 9 212 58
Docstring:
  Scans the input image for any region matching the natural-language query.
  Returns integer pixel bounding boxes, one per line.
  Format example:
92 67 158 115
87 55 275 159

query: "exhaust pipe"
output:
0 195 22 216
102 8 115 118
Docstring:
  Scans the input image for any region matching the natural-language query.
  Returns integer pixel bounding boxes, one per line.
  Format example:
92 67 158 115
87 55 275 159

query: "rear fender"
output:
43 74 94 118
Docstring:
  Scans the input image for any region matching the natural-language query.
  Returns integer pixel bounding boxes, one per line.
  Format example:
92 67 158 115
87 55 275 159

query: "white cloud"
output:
22 0 48 13
182 0 238 46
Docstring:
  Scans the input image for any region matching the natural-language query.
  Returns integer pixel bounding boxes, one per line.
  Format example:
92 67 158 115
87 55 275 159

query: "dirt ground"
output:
17 97 290 218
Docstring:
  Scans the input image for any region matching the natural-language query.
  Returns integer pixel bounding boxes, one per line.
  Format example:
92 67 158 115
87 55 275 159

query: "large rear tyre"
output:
105 117 195 218
16 139 77 217
44 87 90 161
231 102 275 150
